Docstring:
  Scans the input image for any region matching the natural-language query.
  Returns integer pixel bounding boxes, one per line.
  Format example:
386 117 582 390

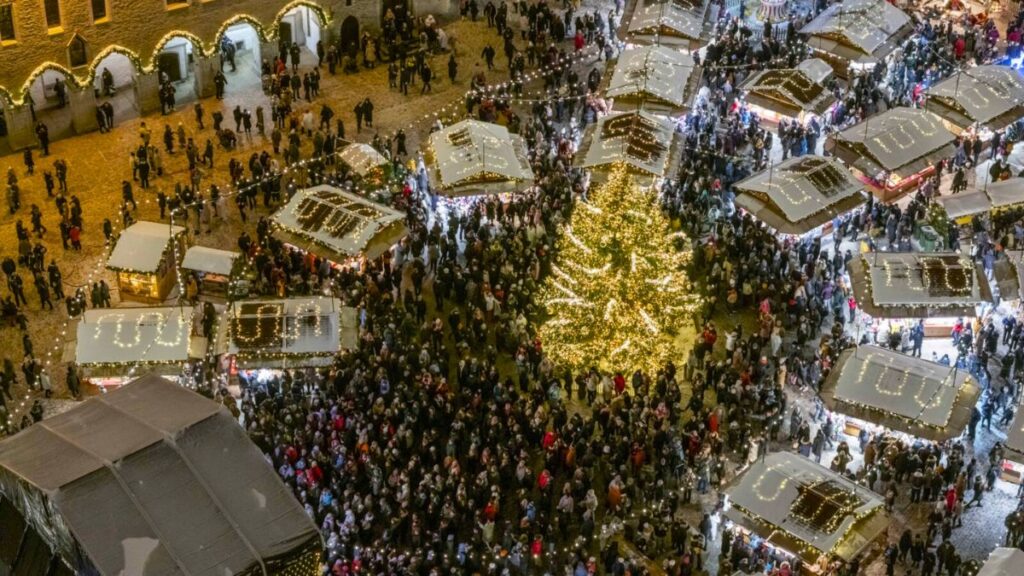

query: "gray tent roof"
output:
926 66 1024 129
0 374 320 576
799 0 911 55
830 107 956 177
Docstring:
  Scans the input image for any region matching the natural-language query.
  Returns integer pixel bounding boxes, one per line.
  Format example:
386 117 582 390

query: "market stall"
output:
935 189 992 226
181 246 241 300
271 184 408 263
827 107 956 201
739 59 837 123
223 296 358 370
620 0 714 50
925 65 1024 134
574 110 682 181
976 548 1024 576
106 221 189 302
0 374 322 576
799 0 913 78
820 346 980 443
732 156 866 237
425 119 535 196
338 142 389 176
604 45 700 114
70 306 205 389
724 452 889 571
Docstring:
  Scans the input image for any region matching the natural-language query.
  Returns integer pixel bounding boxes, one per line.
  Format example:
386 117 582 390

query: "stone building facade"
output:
0 0 455 151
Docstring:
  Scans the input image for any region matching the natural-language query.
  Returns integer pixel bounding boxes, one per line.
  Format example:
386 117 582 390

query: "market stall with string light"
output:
180 246 242 300
723 452 889 573
603 45 701 115
975 548 1024 576
739 59 837 124
271 184 408 267
574 110 683 183
106 221 190 302
619 0 714 51
827 107 956 201
221 296 358 380
999 393 1024 483
424 119 535 199
847 252 994 345
924 65 1024 138
337 142 390 179
799 0 913 78
820 346 980 447
732 156 866 239
68 306 206 390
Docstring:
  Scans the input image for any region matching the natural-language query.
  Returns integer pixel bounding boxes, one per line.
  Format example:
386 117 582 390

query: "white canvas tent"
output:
606 45 698 112
976 548 1024 576
575 110 680 178
181 246 239 277
74 306 199 367
426 120 534 196
226 297 358 367
338 143 389 176
107 221 186 273
271 185 407 261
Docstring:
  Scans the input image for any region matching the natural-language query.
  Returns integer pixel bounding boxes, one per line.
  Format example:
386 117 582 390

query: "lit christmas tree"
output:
540 163 700 373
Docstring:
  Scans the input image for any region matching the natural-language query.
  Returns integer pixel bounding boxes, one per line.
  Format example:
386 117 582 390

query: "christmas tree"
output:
539 163 699 373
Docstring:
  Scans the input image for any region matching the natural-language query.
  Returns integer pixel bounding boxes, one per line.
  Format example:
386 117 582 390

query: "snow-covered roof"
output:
741 67 836 117
106 221 186 273
271 185 407 261
227 297 357 361
926 66 1024 129
725 452 885 561
977 548 1024 576
427 120 534 194
75 306 195 365
831 107 956 178
864 253 987 308
800 0 911 56
181 246 239 276
733 156 864 232
627 0 711 45
338 143 389 175
606 45 697 110
576 110 679 177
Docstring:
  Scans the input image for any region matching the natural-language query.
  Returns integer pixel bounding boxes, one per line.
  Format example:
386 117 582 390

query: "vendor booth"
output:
425 119 535 196
181 246 241 299
106 221 189 302
732 156 866 237
936 189 992 226
976 548 1024 576
0 374 322 576
224 296 358 370
575 110 683 181
828 107 956 201
739 59 837 123
70 306 205 389
620 0 714 50
338 142 389 176
271 184 408 263
724 452 889 571
799 0 913 78
604 45 700 114
925 65 1024 134
820 346 980 443
1001 393 1024 483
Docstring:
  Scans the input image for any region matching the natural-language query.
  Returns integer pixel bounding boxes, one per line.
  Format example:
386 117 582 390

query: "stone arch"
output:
272 0 331 33
152 32 203 84
214 15 271 48
151 31 206 68
20 63 77 103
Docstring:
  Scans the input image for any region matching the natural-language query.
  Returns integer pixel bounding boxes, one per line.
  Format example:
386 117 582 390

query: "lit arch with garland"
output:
213 14 273 48
272 0 332 32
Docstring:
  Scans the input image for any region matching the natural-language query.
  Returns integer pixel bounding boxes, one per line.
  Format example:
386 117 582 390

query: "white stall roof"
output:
936 190 992 220
427 120 534 192
106 221 186 273
796 58 834 85
927 66 1024 127
338 143 389 175
831 107 956 177
726 452 885 558
628 0 710 44
75 306 194 365
984 177 1024 209
228 297 355 359
977 548 1024 576
800 0 910 55
864 253 987 308
576 110 678 177
734 156 864 227
181 246 240 276
606 45 696 109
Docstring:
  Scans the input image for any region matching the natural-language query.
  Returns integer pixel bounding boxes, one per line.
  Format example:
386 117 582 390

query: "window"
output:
43 0 60 29
0 5 14 42
91 0 108 21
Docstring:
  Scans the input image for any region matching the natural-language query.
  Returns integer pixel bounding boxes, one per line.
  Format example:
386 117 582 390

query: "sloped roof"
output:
733 156 864 234
107 221 186 273
606 45 697 110
741 67 836 117
977 548 1024 576
627 0 711 44
935 190 992 220
796 58 834 85
338 143 389 176
800 0 911 55
0 374 320 576
926 66 1024 128
427 120 534 193
75 306 195 365
181 246 239 276
831 107 956 177
847 253 993 318
576 111 679 177
227 297 356 361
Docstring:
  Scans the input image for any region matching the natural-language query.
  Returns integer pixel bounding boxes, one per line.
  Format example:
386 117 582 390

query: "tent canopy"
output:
848 253 993 318
725 452 887 563
107 221 186 273
271 185 407 261
800 0 911 56
181 246 239 276
575 110 680 178
935 190 992 220
741 66 836 118
821 346 979 441
227 297 357 364
338 143 389 176
926 66 1024 129
984 177 1024 209
426 120 534 195
0 374 321 576
606 45 698 111
830 108 956 178
75 306 196 366
626 0 711 46
733 156 864 235
976 548 1024 576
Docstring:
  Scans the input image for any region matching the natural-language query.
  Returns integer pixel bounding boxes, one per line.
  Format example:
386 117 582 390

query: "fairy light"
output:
734 156 864 225
605 45 696 108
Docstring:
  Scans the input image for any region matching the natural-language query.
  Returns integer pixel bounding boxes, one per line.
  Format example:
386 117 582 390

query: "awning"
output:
935 190 992 220
984 177 1024 209
181 246 240 276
